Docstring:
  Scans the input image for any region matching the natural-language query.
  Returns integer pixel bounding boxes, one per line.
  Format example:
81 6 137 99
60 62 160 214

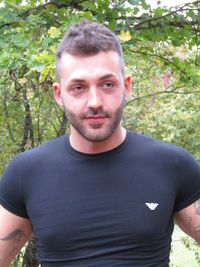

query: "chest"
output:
25 159 176 250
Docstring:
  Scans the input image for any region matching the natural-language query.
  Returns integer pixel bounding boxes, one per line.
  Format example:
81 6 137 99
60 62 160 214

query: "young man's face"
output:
53 51 130 142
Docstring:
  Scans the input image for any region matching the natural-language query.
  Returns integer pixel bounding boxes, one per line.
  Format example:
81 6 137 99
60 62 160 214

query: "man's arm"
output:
174 198 200 244
0 205 33 267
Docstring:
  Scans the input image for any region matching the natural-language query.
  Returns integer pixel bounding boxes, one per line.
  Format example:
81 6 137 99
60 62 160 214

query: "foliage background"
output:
0 0 200 265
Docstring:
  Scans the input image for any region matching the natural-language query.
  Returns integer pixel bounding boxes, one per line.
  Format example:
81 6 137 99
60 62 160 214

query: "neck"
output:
69 126 126 154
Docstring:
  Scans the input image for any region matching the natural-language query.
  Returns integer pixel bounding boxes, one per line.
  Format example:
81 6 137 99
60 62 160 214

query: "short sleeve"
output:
173 148 200 212
0 156 29 218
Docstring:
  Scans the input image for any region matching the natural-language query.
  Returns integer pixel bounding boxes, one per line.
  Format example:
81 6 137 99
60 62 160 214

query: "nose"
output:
87 87 103 109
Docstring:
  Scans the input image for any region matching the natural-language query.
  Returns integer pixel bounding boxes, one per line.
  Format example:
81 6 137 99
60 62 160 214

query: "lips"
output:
81 109 110 127
86 115 106 124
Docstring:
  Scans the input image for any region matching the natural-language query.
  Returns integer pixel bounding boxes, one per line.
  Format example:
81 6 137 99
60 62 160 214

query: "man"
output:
0 20 200 267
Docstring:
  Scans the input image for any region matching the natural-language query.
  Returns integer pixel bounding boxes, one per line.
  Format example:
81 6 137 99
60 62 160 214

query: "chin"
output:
80 128 115 142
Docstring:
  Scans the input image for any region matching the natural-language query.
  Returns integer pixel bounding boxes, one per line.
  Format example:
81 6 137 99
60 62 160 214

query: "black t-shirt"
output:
0 131 200 266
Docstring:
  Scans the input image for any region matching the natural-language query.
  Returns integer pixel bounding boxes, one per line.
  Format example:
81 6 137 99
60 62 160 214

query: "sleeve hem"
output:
173 192 200 213
0 198 29 219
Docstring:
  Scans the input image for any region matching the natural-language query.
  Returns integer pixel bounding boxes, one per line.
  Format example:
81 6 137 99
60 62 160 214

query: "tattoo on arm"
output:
194 199 200 241
184 199 200 243
0 229 25 257
194 199 200 215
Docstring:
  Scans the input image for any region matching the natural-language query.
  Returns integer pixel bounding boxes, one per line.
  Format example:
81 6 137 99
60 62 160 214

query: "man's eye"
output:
72 85 84 91
103 82 114 88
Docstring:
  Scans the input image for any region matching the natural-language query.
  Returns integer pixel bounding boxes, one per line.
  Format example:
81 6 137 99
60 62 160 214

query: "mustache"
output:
81 108 111 119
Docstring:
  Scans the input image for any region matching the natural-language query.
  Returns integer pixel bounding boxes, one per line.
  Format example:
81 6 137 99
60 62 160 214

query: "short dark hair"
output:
56 20 125 78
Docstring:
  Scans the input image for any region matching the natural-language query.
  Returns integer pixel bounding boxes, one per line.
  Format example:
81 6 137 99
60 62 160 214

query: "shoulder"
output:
128 130 186 156
128 130 200 207
17 135 67 158
127 130 200 170
4 135 69 174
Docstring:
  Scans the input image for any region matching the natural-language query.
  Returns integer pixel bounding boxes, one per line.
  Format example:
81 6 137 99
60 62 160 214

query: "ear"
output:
52 83 63 107
124 75 131 100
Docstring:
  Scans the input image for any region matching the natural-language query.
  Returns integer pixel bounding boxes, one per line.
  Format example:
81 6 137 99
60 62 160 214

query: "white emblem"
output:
145 203 159 210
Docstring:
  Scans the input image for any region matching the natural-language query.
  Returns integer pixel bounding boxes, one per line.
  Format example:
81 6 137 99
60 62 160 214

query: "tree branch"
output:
2 88 16 143
0 0 86 30
129 49 198 85
20 85 35 152
133 1 200 29
126 86 200 105
57 111 68 137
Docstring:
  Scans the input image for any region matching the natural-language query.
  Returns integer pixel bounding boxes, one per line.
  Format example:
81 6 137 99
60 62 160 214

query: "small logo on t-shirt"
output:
145 203 159 210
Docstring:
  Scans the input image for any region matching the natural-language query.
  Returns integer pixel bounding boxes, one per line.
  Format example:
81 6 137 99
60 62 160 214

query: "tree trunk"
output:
22 235 39 267
57 111 68 137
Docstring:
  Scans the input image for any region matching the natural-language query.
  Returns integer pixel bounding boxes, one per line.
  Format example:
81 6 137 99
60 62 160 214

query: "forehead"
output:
58 51 123 82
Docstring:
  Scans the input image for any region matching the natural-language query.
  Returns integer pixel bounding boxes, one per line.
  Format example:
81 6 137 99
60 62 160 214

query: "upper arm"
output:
0 205 33 267
174 198 200 244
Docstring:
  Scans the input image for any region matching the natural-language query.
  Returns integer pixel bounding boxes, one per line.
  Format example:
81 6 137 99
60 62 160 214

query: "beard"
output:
63 96 125 142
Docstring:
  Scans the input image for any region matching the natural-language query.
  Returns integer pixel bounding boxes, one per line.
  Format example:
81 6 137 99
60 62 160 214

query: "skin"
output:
53 51 131 154
174 198 200 244
0 50 199 266
0 206 32 267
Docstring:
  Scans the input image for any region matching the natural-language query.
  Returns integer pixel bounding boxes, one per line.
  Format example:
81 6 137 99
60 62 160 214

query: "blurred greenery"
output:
170 225 200 267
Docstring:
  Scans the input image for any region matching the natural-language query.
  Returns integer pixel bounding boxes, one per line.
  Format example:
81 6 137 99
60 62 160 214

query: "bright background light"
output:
146 0 196 8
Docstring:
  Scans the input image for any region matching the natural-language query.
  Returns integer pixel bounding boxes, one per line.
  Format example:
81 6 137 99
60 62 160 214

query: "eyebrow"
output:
68 74 118 83
68 78 86 83
99 74 117 81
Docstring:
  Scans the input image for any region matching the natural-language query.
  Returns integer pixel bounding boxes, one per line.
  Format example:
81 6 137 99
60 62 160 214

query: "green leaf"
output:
154 7 164 17
42 38 51 50
128 0 140 6
142 1 148 10
48 27 61 39
0 7 21 25
133 7 140 14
